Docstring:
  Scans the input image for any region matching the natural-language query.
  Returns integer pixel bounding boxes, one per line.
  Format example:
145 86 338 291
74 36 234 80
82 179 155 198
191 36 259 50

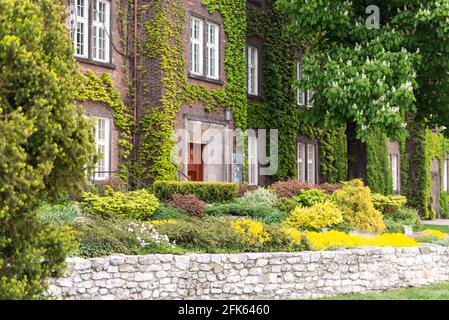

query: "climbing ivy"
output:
406 119 449 220
77 71 134 175
138 0 248 182
366 129 393 195
247 5 347 183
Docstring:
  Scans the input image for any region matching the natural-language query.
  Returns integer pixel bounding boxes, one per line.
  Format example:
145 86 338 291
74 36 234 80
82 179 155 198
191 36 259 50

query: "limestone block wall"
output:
49 246 449 300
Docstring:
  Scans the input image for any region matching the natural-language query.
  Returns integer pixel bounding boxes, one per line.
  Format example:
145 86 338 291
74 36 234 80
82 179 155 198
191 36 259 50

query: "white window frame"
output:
74 0 89 58
296 59 314 107
297 142 317 184
92 117 111 181
307 144 316 184
444 158 448 192
206 22 219 80
248 135 259 185
390 154 399 192
190 17 204 76
247 46 259 96
297 60 306 106
92 0 111 63
297 143 306 182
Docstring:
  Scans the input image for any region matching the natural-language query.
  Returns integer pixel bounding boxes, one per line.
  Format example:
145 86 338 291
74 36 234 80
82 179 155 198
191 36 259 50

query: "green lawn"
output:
321 283 449 300
422 224 449 234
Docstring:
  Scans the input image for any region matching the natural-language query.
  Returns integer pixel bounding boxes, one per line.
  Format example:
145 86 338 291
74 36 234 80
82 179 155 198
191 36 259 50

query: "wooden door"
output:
188 143 204 181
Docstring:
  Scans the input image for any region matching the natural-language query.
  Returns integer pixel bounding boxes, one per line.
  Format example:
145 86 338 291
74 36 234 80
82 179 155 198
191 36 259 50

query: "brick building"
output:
65 0 444 217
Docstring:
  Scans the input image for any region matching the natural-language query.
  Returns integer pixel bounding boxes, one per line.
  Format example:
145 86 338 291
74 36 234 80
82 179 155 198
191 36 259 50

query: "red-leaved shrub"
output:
168 193 207 218
237 184 259 197
270 180 342 198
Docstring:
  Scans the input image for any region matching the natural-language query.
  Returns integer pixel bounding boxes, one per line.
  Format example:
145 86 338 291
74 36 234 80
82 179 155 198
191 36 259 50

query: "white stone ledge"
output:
49 245 449 300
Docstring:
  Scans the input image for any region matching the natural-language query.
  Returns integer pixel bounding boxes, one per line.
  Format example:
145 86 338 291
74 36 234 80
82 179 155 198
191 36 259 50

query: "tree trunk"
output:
346 121 368 182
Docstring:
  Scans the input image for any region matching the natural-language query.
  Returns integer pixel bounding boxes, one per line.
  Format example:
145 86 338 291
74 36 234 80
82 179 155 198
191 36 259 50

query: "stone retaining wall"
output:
49 246 449 300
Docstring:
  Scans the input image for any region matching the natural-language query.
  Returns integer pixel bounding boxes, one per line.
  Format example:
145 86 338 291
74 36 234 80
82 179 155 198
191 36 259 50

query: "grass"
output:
421 224 449 234
321 282 449 300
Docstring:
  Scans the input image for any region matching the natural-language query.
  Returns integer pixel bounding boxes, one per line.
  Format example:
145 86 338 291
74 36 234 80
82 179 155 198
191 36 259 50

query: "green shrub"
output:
151 181 239 203
331 180 386 233
237 188 278 208
383 207 422 233
152 204 189 220
36 202 78 226
371 193 407 215
154 217 245 252
0 0 95 299
273 197 298 214
70 216 183 258
81 189 159 220
293 189 328 207
284 202 344 230
205 203 288 224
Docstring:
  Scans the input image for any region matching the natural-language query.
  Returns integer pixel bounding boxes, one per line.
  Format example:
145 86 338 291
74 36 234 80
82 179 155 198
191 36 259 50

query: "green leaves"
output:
0 0 95 299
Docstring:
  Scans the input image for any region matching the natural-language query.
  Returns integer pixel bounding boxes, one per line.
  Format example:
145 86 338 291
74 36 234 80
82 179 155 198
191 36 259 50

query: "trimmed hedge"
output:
151 181 239 203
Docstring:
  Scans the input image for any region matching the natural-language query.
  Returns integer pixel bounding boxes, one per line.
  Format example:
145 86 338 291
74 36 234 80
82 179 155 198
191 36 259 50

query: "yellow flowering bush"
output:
230 218 271 245
82 189 159 220
305 231 418 251
146 219 177 227
284 202 344 230
331 180 386 234
421 229 447 240
279 227 303 246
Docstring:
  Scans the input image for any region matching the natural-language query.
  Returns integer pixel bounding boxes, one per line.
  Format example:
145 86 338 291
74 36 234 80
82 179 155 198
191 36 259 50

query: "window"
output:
444 158 449 192
92 117 111 180
74 0 89 58
92 0 110 63
248 135 259 185
390 154 399 192
297 143 306 182
297 142 317 184
69 0 111 63
189 17 220 80
296 59 314 106
247 46 259 96
307 144 316 184
207 23 219 79
190 17 204 76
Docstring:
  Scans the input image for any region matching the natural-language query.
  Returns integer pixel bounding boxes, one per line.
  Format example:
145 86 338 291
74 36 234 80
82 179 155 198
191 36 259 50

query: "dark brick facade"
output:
67 0 129 174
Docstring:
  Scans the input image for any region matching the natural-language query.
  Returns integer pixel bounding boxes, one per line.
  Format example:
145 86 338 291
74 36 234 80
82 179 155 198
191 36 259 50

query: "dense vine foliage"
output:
136 0 248 182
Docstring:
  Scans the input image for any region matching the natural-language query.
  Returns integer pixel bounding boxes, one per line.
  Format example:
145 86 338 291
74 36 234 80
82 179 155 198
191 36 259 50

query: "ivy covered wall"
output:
247 3 347 184
135 0 248 182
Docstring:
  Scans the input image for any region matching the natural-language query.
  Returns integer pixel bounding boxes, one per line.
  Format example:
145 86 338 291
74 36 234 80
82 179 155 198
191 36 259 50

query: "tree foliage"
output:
275 0 449 141
0 0 94 299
